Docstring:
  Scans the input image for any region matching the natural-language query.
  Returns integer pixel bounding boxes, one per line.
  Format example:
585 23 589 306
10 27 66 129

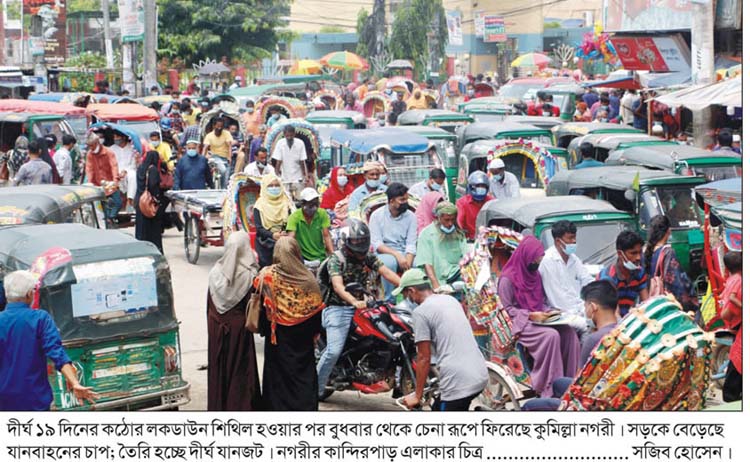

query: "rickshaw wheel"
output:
475 368 521 411
710 342 730 388
185 216 201 264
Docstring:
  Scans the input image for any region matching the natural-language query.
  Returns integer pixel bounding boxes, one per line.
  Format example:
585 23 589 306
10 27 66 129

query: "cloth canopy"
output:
653 77 741 111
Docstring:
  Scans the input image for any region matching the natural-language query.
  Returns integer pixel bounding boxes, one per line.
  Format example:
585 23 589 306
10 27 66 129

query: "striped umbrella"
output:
320 51 369 71
510 53 552 69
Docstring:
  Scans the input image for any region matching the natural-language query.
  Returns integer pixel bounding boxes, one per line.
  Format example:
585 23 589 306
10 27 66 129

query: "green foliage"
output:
66 51 108 69
4 0 22 21
320 26 346 33
388 0 447 77
68 0 100 13
355 8 369 58
156 0 291 66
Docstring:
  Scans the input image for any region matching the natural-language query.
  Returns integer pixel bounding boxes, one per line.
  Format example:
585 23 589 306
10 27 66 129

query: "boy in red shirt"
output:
720 251 742 402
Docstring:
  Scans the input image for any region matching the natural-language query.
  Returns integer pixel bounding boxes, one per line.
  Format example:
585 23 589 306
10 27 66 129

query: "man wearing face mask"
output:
538 220 593 333
286 188 334 262
84 132 119 190
597 231 649 318
398 269 488 411
415 201 467 290
369 182 418 302
202 118 233 188
579 281 619 367
348 161 387 212
457 171 493 240
317 219 401 400
149 131 174 171
272 125 309 199
408 168 446 199
243 147 272 177
110 132 138 209
487 159 520 199
173 140 211 191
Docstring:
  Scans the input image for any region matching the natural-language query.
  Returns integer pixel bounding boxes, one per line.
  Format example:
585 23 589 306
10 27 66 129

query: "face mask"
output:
266 186 282 197
403 296 419 310
620 251 641 271
430 182 442 191
439 224 456 234
492 173 504 183
542 111 551 117
527 262 540 272
396 203 409 215
586 317 596 330
186 149 198 157
366 179 380 189
257 160 267 167
303 204 318 216
337 176 349 187
380 174 388 184
560 241 576 256
151 91 159 96
247 108 254 114
150 140 159 147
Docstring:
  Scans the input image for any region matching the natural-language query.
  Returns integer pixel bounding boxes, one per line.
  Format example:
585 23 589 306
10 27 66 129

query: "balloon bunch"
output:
575 23 618 64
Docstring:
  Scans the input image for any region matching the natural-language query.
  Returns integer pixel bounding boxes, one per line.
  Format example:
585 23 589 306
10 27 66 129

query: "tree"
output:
389 0 447 78
320 26 346 33
355 8 369 58
156 0 292 66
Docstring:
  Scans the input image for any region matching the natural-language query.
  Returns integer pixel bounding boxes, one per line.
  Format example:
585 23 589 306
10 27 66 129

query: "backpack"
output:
316 250 346 304
648 246 669 299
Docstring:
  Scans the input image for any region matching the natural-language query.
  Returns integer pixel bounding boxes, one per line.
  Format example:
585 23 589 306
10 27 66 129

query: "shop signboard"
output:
610 35 691 73
22 0 66 64
446 10 463 46
117 0 145 42
483 15 506 43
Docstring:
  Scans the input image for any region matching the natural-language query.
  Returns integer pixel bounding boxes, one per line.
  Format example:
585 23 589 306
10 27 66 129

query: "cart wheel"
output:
475 367 521 411
184 216 201 264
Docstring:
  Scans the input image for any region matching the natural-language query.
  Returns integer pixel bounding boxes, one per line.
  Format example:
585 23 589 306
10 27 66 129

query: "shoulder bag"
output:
138 168 159 218
245 271 266 333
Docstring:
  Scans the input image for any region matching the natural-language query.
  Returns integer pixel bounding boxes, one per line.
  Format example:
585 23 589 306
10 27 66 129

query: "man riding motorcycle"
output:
316 219 400 400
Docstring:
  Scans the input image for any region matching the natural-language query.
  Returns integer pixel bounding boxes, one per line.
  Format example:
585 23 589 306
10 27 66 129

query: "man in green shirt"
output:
414 201 467 289
286 188 334 262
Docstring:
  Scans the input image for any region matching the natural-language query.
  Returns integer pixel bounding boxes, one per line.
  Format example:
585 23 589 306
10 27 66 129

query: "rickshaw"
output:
0 185 107 228
396 109 474 134
265 119 322 190
552 122 642 149
328 128 438 189
473 81 496 98
384 76 415 96
244 96 308 137
458 97 517 123
312 89 343 111
353 190 421 224
547 165 707 278
305 110 367 129
606 144 742 181
0 223 190 410
85 103 161 143
222 173 262 246
456 138 568 198
361 91 391 118
165 189 226 264
502 115 563 131
199 104 249 175
476 196 637 273
567 132 675 166
457 121 554 151
394 126 458 201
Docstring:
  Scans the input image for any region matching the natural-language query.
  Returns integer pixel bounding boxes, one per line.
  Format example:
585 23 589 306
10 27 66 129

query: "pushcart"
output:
166 189 226 264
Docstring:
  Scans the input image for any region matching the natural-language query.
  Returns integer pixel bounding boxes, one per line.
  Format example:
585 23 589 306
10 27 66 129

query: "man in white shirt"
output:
408 168 446 199
271 125 308 199
55 134 76 185
109 132 138 209
243 146 272 177
487 158 520 199
619 89 637 126
539 220 594 333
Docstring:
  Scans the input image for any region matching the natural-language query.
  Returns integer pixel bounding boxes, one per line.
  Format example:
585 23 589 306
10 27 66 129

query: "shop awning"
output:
652 76 741 110
582 75 642 90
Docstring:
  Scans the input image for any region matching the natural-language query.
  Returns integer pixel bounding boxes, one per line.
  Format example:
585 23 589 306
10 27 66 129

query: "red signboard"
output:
23 0 66 64
610 37 669 72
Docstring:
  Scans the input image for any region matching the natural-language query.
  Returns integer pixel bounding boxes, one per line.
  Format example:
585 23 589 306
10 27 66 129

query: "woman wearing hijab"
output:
7 136 29 179
207 232 262 411
320 167 353 210
38 137 62 184
496 236 580 398
254 237 324 410
414 190 445 236
253 173 294 268
135 151 164 253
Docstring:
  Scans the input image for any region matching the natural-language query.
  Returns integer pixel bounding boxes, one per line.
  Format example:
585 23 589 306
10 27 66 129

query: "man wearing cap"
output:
415 201 467 289
174 139 212 191
348 161 387 212
286 188 334 262
395 269 488 411
229 76 242 90
408 168 447 199
488 158 520 199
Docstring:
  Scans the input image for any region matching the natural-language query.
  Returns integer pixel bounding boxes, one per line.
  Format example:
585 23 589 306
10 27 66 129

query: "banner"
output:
483 15 506 43
610 35 691 73
117 0 145 42
474 12 485 37
446 10 463 46
22 0 66 64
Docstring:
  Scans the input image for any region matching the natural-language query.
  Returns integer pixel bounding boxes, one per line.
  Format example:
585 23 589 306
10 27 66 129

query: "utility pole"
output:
143 0 157 94
101 0 114 69
690 0 715 148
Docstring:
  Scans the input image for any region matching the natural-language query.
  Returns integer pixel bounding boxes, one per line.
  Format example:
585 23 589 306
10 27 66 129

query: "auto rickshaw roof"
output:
461 121 551 141
0 223 162 268
305 110 367 125
0 185 106 226
397 109 474 125
330 128 430 154
552 122 642 136
579 132 673 149
460 97 515 109
503 115 563 129
607 144 742 169
461 138 558 160
0 112 63 123
0 99 86 116
477 196 623 229
548 165 706 194
695 178 742 207
394 125 456 139
85 103 160 122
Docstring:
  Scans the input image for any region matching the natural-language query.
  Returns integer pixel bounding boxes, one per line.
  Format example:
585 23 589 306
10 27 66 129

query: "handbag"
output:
245 272 265 333
138 169 159 218
648 246 669 298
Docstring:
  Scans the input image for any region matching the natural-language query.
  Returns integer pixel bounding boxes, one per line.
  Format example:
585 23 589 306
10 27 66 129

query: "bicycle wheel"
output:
475 367 521 411
184 216 201 264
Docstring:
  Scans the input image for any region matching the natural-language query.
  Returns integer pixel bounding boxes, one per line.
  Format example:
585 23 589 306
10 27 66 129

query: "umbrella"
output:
320 51 368 71
511 53 551 69
386 59 413 70
198 62 230 75
289 59 322 75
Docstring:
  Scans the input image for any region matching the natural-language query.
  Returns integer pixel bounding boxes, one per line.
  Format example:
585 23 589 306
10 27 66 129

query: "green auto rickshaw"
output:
606 144 742 181
0 223 189 410
457 121 555 152
567 132 675 166
542 85 584 121
457 97 517 124
503 115 564 131
552 122 643 149
476 195 637 273
396 109 474 134
547 165 707 278
305 110 368 129
395 125 459 201
0 185 107 228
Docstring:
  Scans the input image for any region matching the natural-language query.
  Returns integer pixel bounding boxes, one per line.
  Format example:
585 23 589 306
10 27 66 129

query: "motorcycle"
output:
315 283 425 401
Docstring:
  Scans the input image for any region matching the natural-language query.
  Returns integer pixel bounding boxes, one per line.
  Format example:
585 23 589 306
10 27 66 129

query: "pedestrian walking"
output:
253 173 294 268
135 151 164 253
174 140 212 190
12 140 52 186
272 125 309 199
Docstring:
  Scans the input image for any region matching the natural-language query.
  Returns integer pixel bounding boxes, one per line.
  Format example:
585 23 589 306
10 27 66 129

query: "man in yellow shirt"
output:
202 118 233 187
149 131 174 171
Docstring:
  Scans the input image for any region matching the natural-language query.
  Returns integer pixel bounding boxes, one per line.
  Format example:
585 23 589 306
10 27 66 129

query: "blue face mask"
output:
186 149 198 157
366 179 380 189
471 187 488 201
430 182 442 191
337 176 348 187
560 241 576 256
380 174 388 184
266 186 282 197
439 224 456 234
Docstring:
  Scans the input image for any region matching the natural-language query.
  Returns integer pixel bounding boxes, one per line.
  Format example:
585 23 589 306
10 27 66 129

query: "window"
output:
654 186 701 229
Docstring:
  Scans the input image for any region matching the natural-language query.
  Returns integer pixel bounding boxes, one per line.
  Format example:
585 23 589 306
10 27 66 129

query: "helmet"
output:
160 117 172 131
467 171 490 201
341 218 371 256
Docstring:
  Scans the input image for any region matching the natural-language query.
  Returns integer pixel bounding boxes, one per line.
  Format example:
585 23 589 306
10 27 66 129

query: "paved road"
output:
157 227 398 411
